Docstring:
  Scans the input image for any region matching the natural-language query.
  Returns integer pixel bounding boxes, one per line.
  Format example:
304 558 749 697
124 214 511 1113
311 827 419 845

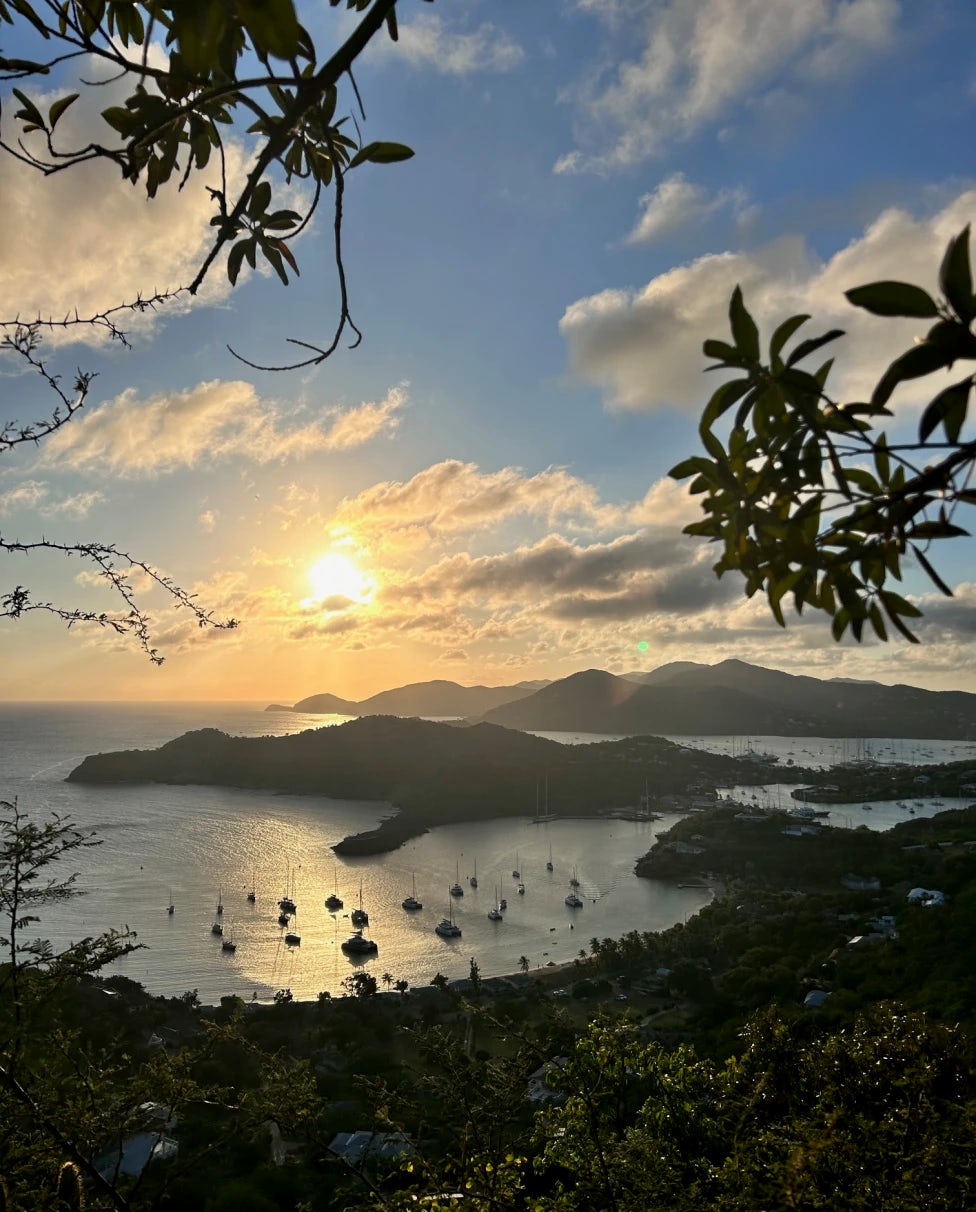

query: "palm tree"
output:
518 955 529 975
382 971 393 992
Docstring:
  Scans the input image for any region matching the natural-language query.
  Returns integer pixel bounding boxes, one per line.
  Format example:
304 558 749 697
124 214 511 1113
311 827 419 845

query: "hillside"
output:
478 659 976 738
285 678 540 717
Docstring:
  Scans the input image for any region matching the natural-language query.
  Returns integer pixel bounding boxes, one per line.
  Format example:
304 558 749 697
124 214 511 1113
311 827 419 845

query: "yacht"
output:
325 864 343 912
215 887 223 916
402 874 423 911
498 896 507 910
512 852 521 880
469 858 478 889
450 861 464 898
167 891 175 916
285 930 301 946
435 894 462 938
546 843 554 874
517 882 525 896
351 881 369 927
221 935 236 953
210 921 223 936
246 870 256 904
341 929 378 955
277 910 290 926
487 886 503 921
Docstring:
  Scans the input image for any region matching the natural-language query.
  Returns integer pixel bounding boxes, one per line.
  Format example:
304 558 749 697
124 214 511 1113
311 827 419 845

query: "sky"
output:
1 0 975 701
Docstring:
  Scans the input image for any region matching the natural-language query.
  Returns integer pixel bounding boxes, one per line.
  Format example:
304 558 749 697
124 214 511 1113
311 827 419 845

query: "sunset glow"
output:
305 553 373 606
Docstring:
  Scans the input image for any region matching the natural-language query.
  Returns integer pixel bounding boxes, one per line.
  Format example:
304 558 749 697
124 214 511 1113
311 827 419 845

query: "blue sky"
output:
1 0 975 700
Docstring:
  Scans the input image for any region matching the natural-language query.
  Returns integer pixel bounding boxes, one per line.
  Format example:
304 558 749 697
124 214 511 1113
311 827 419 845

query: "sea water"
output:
1 702 970 1003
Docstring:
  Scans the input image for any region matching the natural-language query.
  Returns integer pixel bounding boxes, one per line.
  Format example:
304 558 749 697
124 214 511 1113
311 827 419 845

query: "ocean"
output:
2 702 971 1004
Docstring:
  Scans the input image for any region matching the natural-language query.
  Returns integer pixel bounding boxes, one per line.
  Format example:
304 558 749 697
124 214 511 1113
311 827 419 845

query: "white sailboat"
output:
565 866 583 908
487 885 503 921
435 892 462 938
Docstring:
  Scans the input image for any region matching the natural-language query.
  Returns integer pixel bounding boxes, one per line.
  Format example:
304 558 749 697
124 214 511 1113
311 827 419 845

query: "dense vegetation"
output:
4 797 976 1208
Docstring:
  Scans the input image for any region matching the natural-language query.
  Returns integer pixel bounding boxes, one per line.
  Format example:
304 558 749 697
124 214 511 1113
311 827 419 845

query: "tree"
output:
1 0 426 660
518 955 530 975
342 970 378 999
671 227 976 642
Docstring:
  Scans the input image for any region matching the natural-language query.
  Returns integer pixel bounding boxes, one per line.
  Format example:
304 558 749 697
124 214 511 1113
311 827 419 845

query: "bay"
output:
0 702 707 1003
4 703 971 1004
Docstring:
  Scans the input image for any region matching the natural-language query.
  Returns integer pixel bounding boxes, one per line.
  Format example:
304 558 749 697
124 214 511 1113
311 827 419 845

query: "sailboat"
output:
450 861 464 898
402 874 423 911
278 865 296 915
512 852 520 879
565 866 583 908
487 886 503 921
210 920 223 936
325 865 344 912
546 842 554 874
167 890 175 916
351 881 369 927
221 923 237 952
215 887 223 916
435 892 462 938
285 911 301 945
469 857 478 889
246 871 256 904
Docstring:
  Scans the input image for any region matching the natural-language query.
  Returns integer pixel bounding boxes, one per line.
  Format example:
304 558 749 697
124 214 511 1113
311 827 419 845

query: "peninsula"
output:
67 715 788 854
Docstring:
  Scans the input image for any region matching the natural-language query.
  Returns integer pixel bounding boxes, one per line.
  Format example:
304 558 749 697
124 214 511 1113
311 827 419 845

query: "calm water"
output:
0 703 708 1002
3 704 972 1003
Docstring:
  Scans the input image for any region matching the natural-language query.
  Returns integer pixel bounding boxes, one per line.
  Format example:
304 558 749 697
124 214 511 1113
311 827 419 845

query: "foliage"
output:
1 0 427 659
671 227 976 641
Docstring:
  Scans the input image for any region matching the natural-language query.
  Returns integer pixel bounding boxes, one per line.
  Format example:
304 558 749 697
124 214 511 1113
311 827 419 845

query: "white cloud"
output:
329 459 623 543
381 14 524 75
0 56 251 337
0 479 103 517
561 188 976 413
625 173 747 243
199 509 218 533
38 381 407 477
559 0 901 172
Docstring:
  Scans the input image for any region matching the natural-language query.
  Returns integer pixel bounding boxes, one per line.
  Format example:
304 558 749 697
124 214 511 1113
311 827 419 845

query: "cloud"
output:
329 459 623 544
38 381 406 477
379 14 524 75
0 479 103 518
559 0 901 172
561 188 975 413
0 55 252 337
625 174 747 244
199 510 218 533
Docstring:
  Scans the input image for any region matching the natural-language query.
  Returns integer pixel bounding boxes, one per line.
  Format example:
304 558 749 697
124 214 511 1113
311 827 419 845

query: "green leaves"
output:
348 140 415 168
940 225 974 323
846 280 940 318
674 228 976 644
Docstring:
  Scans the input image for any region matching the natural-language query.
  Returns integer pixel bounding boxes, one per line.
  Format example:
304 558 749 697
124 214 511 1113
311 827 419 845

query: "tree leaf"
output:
47 92 79 129
918 378 971 443
871 342 955 409
939 226 974 323
348 140 415 168
785 329 844 368
769 313 809 363
845 281 940 318
728 286 759 361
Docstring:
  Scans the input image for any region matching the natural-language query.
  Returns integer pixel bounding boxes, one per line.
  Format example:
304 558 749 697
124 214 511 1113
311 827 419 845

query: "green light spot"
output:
637 640 649 652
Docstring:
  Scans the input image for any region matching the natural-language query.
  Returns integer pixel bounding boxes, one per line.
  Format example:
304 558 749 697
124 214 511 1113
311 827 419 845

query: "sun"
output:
305 552 373 605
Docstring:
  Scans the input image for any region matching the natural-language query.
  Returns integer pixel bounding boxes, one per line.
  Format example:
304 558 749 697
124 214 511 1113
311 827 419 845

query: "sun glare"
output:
305 552 373 606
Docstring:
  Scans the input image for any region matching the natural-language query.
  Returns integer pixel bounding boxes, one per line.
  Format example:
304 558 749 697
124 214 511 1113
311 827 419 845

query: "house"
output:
95 1106 178 1181
328 1131 416 1167
526 1057 568 1104
803 989 831 1009
907 887 946 907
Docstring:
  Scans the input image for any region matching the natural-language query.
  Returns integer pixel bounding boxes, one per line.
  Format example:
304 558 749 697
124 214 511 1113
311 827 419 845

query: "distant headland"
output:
267 659 976 740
